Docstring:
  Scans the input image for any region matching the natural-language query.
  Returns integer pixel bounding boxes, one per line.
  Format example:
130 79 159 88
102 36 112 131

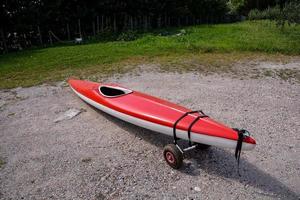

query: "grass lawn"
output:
0 20 299 88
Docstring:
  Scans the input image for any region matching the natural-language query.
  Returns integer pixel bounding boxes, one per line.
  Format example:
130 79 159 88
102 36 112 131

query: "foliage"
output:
187 0 229 21
248 0 300 26
248 7 281 20
88 30 139 42
1 0 230 53
227 0 246 15
228 0 280 15
277 0 300 26
2 0 294 53
117 30 139 41
0 21 299 88
94 29 119 42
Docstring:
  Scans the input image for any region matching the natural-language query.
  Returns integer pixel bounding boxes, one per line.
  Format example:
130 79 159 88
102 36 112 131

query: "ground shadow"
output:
88 105 298 199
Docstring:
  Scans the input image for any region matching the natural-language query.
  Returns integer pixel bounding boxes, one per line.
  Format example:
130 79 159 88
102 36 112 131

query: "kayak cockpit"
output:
99 85 132 98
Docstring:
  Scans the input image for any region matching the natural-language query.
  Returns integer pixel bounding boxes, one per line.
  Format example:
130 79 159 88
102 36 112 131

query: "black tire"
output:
196 143 211 150
163 144 183 169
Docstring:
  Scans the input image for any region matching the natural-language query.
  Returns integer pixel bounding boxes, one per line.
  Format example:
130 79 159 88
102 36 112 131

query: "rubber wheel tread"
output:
163 144 183 169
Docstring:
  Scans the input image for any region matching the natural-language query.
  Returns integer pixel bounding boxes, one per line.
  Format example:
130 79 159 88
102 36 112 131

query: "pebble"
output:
194 187 201 192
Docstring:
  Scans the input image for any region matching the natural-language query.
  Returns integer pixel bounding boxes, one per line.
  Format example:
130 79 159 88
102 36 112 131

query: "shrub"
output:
248 9 261 20
248 6 281 20
117 30 139 41
95 28 119 42
248 0 300 26
279 0 300 25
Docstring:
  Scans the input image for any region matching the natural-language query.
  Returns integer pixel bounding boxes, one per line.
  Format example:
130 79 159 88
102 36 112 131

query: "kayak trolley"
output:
163 110 210 169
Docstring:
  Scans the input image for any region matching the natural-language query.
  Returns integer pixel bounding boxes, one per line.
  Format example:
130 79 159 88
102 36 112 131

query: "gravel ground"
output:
0 63 299 199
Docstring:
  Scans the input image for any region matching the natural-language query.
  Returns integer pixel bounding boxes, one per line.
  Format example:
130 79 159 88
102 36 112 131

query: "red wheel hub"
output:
166 152 175 164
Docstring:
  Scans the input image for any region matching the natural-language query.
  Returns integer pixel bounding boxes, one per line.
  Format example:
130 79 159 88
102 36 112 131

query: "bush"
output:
279 0 300 25
227 0 246 15
94 28 119 42
248 9 261 20
248 0 300 26
248 6 281 20
266 6 282 20
117 30 139 41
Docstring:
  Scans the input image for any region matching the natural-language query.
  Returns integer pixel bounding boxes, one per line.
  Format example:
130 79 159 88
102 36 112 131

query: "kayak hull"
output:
70 85 256 150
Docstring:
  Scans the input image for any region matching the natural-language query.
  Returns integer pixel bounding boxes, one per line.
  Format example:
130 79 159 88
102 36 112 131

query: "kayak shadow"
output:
89 106 298 199
184 149 298 199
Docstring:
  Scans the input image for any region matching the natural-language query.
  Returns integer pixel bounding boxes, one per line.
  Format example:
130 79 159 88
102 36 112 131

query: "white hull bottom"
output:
71 87 255 151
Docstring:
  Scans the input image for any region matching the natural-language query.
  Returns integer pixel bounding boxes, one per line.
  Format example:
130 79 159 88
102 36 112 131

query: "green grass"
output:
0 20 299 88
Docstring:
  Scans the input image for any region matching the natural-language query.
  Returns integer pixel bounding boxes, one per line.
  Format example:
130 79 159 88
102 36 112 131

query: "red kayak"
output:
69 79 256 168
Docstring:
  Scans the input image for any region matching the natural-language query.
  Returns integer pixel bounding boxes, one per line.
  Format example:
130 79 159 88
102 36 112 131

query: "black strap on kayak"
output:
234 128 250 175
173 110 208 145
187 115 209 146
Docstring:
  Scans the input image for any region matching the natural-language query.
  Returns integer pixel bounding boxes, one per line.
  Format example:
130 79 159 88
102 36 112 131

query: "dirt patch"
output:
233 59 300 83
154 55 300 83
0 64 299 199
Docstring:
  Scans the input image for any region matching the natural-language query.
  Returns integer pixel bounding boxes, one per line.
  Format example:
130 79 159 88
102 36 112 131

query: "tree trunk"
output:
137 16 140 29
157 15 161 28
123 14 127 30
144 15 148 31
164 14 167 27
37 26 43 45
134 16 137 30
148 16 151 29
66 23 71 40
136 16 139 29
101 15 104 31
106 16 109 29
92 21 96 36
49 31 53 45
0 29 8 53
113 14 117 32
78 19 82 38
97 16 100 34
130 16 133 30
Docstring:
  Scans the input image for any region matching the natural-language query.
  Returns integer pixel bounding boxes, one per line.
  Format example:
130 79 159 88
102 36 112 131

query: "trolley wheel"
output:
163 144 183 169
196 143 211 150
